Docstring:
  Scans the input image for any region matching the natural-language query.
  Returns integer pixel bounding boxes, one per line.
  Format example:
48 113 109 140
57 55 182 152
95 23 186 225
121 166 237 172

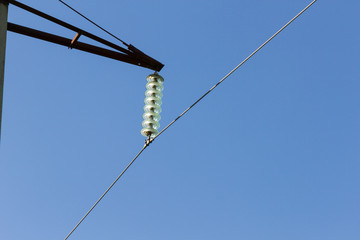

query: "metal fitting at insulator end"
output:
141 73 164 138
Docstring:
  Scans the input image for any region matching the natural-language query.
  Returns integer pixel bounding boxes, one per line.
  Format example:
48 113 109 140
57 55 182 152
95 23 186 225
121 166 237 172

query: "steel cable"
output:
153 0 318 142
64 1 318 239
64 143 149 240
59 0 129 46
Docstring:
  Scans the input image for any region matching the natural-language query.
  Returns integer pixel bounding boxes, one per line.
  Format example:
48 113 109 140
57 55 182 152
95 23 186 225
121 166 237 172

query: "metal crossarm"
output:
7 23 157 70
5 0 164 71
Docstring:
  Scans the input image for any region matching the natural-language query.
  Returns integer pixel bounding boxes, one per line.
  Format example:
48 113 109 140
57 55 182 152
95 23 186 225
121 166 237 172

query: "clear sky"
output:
1 0 359 239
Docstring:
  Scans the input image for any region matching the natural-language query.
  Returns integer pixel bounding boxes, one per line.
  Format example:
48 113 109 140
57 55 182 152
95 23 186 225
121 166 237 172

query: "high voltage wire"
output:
153 1 318 142
64 144 148 240
64 1 318 239
58 0 129 46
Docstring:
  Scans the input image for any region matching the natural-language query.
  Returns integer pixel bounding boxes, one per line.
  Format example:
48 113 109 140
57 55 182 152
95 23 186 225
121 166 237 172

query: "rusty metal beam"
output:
5 0 164 71
7 0 131 54
0 0 8 140
7 23 158 70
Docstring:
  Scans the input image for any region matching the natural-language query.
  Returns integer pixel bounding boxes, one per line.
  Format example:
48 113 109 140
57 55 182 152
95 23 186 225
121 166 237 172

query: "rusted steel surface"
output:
0 0 8 140
7 23 158 70
5 0 164 71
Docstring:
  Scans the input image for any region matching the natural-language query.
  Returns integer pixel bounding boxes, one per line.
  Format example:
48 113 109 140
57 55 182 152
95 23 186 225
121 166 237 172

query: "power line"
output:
64 1 318 239
153 0 318 142
58 0 129 47
64 143 150 240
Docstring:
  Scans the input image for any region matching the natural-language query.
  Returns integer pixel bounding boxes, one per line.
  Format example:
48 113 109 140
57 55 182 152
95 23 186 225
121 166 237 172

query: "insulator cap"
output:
145 89 163 98
144 96 162 106
141 128 159 138
143 112 161 121
147 73 164 83
142 119 160 129
143 104 162 114
146 81 164 91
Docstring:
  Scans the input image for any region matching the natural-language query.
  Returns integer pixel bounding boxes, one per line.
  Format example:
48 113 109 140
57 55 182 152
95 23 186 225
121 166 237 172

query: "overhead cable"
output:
152 0 318 142
64 1 318 239
64 143 150 240
59 0 129 46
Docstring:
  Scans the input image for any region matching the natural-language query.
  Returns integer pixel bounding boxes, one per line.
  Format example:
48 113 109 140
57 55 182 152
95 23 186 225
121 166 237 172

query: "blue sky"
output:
1 0 359 239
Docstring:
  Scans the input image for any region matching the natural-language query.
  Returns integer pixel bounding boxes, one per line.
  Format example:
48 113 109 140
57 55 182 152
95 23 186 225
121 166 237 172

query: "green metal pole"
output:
0 0 8 140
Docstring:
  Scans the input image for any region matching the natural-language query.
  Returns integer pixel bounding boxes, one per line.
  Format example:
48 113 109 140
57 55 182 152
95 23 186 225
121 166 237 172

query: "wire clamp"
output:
144 137 154 147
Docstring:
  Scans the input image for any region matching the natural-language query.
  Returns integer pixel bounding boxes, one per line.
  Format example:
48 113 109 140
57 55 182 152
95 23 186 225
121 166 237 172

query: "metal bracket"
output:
69 32 81 49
